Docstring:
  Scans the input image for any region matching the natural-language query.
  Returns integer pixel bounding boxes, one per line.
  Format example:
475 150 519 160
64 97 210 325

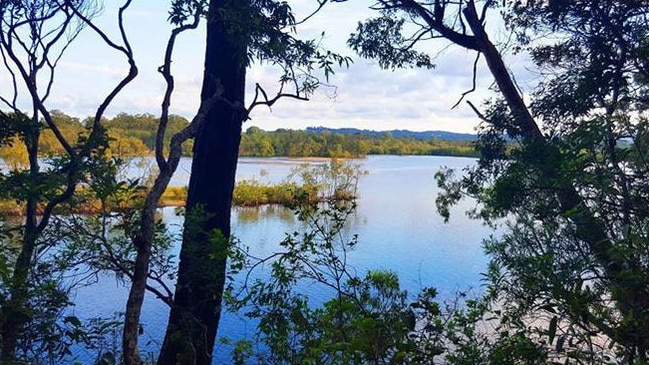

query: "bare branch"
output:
71 0 139 155
0 5 77 157
294 0 350 26
399 0 481 50
295 0 328 25
0 46 18 109
466 100 489 123
143 77 225 215
38 1 138 230
246 83 310 116
41 7 87 102
145 280 174 307
452 51 480 109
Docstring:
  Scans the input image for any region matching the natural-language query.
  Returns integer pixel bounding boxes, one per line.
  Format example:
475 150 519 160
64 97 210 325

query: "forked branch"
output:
247 83 309 117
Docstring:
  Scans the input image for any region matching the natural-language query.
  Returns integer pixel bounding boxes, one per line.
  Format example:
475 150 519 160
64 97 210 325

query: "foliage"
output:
62 157 177 294
146 159 365 209
287 159 366 203
0 1 143 359
0 145 164 363
0 132 124 362
227 159 425 364
3 110 479 159
232 180 301 207
225 158 553 364
0 111 185 160
101 113 191 156
351 0 649 363
472 118 649 363
157 0 354 361
348 16 433 70
478 3 649 361
9 0 649 364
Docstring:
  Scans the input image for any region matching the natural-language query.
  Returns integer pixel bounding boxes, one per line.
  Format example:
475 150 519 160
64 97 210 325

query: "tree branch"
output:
157 7 202 173
246 83 309 117
452 50 481 109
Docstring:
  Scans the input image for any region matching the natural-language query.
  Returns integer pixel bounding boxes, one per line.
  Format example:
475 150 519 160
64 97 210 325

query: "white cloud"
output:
0 1 536 134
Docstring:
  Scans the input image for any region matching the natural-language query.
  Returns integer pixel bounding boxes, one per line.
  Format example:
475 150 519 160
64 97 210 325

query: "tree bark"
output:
122 11 202 364
158 1 248 364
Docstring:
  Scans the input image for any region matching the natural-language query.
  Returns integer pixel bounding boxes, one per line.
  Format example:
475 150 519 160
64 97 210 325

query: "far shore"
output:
237 156 356 165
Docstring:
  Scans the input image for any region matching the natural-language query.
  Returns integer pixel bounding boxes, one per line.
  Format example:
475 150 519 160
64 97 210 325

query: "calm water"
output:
72 155 494 363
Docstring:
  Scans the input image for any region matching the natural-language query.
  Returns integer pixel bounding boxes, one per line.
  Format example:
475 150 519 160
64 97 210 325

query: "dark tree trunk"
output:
1 230 37 361
158 1 248 364
0 127 41 361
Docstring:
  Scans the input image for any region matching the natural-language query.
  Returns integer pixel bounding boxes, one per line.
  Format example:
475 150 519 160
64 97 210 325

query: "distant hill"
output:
304 127 477 141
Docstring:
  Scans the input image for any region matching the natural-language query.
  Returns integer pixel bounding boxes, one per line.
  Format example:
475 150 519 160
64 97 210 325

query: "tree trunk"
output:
1 230 37 361
1 130 41 361
158 1 248 364
122 234 153 365
122 11 204 364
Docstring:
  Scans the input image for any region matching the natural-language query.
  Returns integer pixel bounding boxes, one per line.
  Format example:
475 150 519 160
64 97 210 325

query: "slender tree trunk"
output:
122 11 203 364
122 234 153 365
123 168 178 365
1 130 40 361
158 1 248 364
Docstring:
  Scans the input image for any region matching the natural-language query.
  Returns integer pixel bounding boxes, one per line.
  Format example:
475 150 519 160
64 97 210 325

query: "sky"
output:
0 1 538 133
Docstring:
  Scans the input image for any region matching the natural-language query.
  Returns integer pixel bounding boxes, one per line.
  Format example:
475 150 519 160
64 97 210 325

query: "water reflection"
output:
69 155 493 364
233 205 296 224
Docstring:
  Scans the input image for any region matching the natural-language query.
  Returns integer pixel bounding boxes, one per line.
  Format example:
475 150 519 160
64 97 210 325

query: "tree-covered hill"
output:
305 126 477 141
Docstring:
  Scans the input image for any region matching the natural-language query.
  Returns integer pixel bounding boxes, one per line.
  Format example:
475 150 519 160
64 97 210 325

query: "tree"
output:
350 0 649 362
157 1 350 364
0 1 138 361
119 2 212 364
478 2 649 361
0 1 346 362
0 1 201 364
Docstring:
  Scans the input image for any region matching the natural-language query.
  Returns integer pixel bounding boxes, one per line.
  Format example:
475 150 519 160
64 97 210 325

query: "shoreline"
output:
237 156 357 165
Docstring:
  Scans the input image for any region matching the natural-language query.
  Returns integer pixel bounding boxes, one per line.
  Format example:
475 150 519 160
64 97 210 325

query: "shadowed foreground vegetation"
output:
2 1 649 364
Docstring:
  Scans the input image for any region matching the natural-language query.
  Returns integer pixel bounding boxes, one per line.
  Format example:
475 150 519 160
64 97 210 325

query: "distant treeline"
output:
0 111 478 165
239 126 478 157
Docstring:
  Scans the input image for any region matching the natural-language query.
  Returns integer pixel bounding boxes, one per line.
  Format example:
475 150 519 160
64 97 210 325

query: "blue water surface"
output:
71 155 494 363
